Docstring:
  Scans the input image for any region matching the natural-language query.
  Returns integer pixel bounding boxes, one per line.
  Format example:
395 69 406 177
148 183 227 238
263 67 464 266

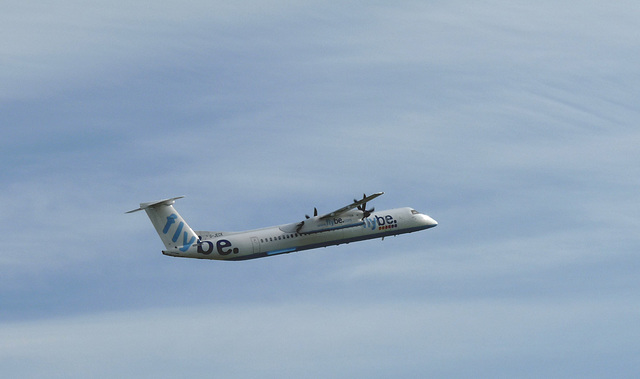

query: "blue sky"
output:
2 1 640 377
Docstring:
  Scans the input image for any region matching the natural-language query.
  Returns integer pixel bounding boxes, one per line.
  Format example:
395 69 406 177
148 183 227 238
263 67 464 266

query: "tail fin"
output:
127 196 198 252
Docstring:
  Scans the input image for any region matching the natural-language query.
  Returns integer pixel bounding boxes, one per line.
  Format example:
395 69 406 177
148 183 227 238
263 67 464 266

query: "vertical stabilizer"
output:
127 197 198 252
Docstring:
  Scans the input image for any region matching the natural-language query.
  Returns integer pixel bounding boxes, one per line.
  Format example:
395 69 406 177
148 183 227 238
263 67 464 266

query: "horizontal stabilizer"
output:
126 196 185 213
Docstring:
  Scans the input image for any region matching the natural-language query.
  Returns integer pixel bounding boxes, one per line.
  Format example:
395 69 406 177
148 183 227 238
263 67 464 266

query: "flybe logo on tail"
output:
163 214 196 252
363 215 398 231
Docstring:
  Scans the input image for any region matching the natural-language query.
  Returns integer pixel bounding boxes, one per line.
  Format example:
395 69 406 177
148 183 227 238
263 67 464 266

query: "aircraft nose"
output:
423 214 438 228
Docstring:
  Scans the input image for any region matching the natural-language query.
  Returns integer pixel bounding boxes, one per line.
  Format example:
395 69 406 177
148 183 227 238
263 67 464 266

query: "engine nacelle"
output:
280 211 365 234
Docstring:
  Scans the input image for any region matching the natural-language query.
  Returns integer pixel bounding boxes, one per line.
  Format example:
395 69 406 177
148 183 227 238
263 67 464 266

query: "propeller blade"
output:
362 194 368 211
306 207 318 219
361 207 375 219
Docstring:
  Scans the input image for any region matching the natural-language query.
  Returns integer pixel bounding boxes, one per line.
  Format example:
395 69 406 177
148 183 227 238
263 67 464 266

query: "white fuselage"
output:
162 207 437 261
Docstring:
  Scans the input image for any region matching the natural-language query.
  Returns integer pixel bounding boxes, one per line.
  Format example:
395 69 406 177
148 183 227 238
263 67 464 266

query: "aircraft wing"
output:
280 192 384 234
318 192 384 219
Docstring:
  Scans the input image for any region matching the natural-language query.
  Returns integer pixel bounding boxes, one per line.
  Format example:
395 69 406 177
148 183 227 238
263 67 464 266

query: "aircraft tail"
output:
127 196 198 252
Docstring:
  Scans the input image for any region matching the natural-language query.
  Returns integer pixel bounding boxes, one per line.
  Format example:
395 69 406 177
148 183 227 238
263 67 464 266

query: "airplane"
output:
127 192 437 261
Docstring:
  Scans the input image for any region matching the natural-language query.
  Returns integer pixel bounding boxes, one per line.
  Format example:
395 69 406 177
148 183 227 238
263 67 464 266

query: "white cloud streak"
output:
2 298 638 378
2 0 640 377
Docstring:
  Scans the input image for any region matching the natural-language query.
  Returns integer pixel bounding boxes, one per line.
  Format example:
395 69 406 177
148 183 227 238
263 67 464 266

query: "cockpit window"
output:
411 209 420 215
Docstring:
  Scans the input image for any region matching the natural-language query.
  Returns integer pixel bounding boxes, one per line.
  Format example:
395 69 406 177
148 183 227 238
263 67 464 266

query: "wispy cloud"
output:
2 0 640 377
3 297 638 377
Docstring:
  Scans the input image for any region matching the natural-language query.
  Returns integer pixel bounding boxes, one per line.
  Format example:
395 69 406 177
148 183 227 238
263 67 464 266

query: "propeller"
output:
356 193 375 219
305 207 318 219
300 207 318 233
